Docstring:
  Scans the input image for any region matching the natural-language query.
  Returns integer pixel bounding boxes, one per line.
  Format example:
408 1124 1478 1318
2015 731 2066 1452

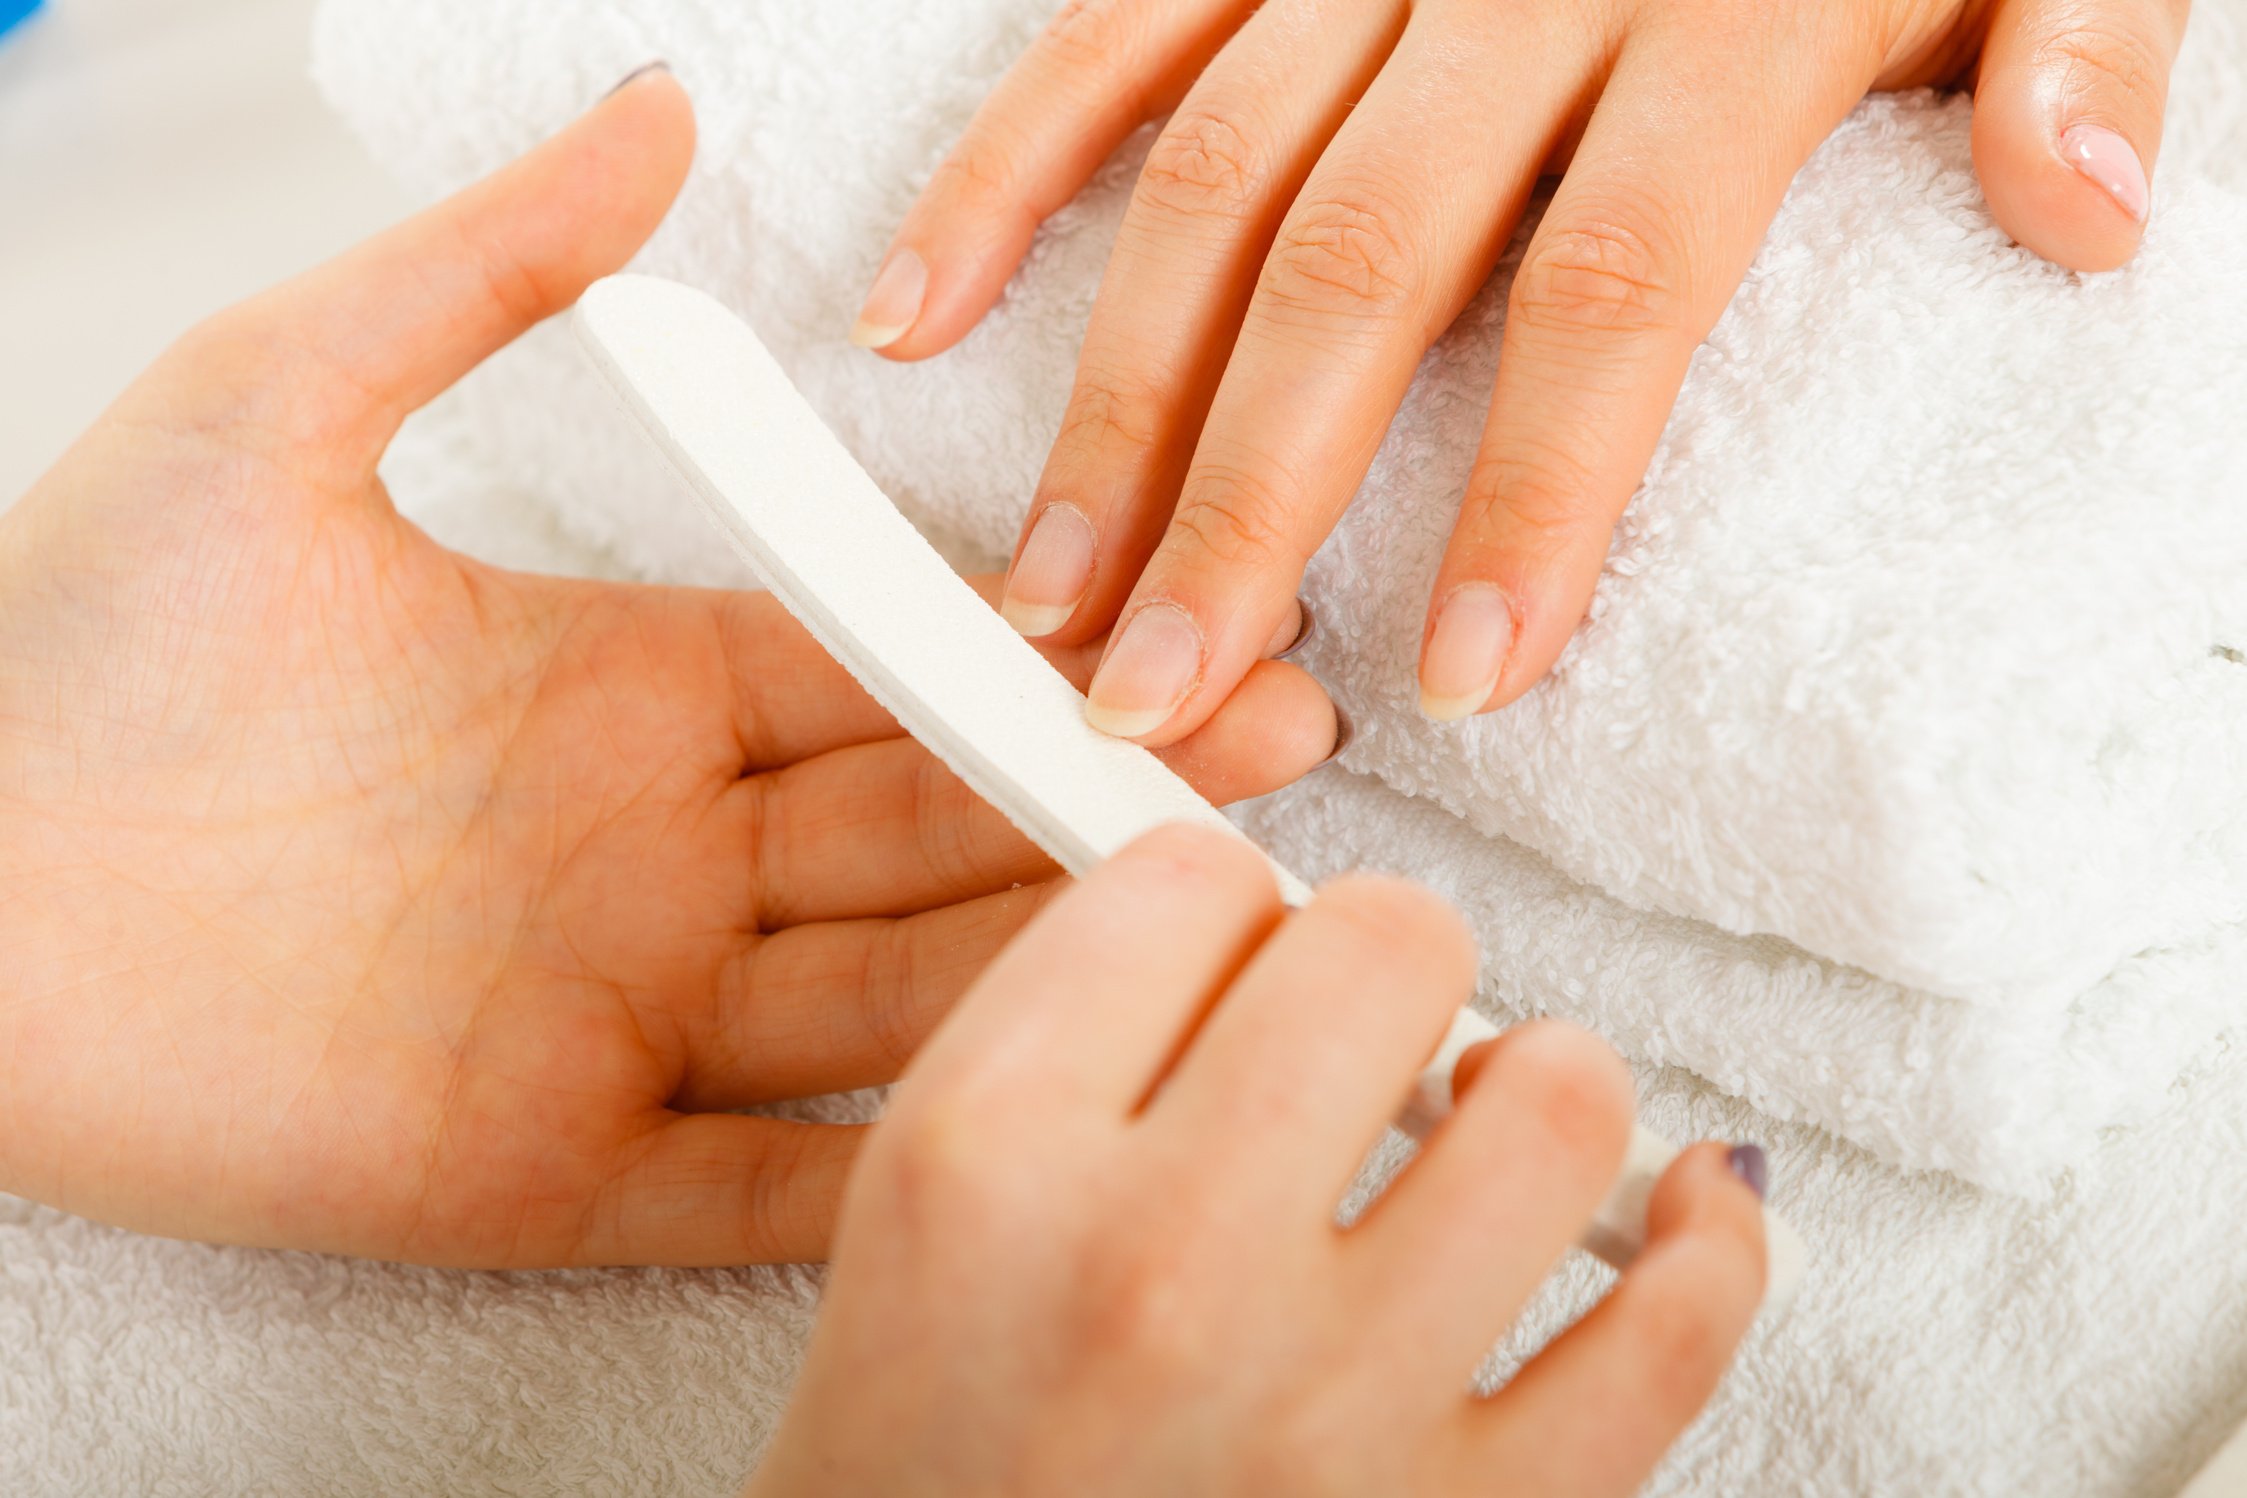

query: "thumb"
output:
1971 0 2186 273
195 62 696 475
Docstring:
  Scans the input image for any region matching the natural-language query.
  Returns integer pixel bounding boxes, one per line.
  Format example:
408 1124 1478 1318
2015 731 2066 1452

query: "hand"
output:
748 826 1767 1498
855 0 2188 733
0 69 1337 1269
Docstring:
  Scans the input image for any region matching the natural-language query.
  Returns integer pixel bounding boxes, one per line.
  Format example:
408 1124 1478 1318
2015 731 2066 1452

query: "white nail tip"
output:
1083 703 1173 741
999 598 1076 638
848 320 908 350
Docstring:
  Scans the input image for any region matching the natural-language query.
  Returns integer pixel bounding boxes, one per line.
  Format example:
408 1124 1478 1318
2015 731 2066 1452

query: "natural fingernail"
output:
851 247 929 350
2059 123 2150 225
1085 604 1202 740
602 60 671 100
1274 597 1316 660
1726 1143 1769 1200
1419 585 1514 722
1000 505 1096 637
1315 701 1352 769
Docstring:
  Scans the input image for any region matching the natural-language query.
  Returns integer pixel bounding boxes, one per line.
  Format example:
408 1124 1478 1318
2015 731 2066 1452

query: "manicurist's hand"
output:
747 826 1768 1498
857 0 2189 732
0 68 1337 1268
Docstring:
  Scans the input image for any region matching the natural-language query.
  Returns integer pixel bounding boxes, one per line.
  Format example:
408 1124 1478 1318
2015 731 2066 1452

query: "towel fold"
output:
312 0 2247 1192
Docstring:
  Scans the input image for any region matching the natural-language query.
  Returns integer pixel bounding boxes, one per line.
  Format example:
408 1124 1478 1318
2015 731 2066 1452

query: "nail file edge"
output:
569 273 1802 1315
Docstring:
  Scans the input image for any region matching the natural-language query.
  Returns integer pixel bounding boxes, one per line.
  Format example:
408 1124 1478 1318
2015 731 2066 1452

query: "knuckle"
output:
875 1098 1005 1225
1464 440 1611 550
934 136 1022 214
1137 105 1272 223
1166 464 1304 573
1054 363 1168 457
1076 1236 1216 1375
1041 0 1140 77
161 307 355 453
907 752 1000 897
1465 433 1626 574
1261 185 1424 327
2032 21 2171 119
859 926 932 1073
1491 1019 1634 1163
1511 212 1683 339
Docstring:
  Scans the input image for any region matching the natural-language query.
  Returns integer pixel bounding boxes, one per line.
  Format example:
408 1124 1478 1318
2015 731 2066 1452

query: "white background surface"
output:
0 0 412 503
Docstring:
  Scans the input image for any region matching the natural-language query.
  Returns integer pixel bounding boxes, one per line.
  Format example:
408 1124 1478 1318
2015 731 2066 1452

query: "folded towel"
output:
22 451 2247 1493
13 823 2247 1498
311 0 2247 1192
1238 770 2247 1191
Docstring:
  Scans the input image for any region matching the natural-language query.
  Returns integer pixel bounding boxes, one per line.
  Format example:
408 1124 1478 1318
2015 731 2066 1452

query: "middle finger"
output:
998 0 1410 644
1080 0 1612 743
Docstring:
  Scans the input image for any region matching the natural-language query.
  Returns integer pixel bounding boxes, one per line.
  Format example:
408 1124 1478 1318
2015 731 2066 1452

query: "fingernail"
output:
1085 603 1202 740
2059 123 2150 224
850 248 929 350
1314 702 1352 770
1726 1144 1768 1200
1275 597 1316 660
1419 585 1514 722
1000 505 1096 637
602 60 671 100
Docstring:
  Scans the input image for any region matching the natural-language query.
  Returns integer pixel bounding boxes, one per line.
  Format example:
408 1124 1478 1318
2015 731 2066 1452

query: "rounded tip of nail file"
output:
570 273 1803 1316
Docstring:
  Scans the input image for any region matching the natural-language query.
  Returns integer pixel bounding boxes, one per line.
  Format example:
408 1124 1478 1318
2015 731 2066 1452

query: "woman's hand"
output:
858 0 2188 734
749 826 1768 1498
0 70 1337 1269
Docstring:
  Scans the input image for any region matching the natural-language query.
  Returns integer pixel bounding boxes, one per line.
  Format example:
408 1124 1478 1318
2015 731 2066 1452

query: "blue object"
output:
0 0 43 43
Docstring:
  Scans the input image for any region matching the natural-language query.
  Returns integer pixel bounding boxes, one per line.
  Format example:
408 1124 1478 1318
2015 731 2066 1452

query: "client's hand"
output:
748 826 1768 1498
857 0 2189 735
0 70 1337 1268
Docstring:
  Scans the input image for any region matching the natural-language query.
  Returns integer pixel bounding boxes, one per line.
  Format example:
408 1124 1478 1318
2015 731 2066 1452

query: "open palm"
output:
0 71 1333 1268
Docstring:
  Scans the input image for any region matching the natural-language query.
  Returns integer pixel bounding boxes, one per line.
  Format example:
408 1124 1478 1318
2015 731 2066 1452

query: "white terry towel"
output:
10 491 2247 1498
310 0 2247 1193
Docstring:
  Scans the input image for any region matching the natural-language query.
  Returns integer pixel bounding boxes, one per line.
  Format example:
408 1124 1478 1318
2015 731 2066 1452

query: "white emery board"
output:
573 274 1803 1313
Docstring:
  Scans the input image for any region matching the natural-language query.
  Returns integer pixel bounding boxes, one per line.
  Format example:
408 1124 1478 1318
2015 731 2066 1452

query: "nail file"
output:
572 274 1804 1313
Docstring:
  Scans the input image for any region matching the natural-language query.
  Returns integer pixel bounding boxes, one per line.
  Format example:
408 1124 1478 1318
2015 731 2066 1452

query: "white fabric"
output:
10 489 2247 1496
308 0 2247 1193
14 4 2224 1494
12 913 2247 1497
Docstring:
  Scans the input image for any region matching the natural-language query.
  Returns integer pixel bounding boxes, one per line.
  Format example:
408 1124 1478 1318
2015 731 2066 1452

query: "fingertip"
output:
849 246 932 353
1084 601 1207 745
1417 583 1515 722
582 60 698 214
1646 1142 1769 1292
1154 659 1340 803
848 209 1040 362
1974 95 2150 273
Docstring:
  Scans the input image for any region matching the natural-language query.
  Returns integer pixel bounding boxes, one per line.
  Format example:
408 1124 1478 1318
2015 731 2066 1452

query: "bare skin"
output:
750 828 1766 1498
3 66 1768 1493
0 71 1337 1270
855 0 2191 734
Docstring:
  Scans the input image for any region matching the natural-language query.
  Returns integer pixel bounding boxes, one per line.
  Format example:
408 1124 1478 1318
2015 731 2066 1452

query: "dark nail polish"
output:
1275 597 1317 660
1315 702 1353 771
603 60 672 100
1726 1143 1768 1200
